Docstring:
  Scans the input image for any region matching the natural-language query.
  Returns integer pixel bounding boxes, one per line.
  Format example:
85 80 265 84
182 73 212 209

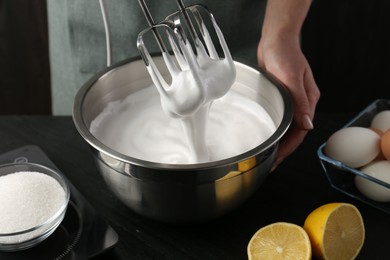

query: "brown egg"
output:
380 129 390 160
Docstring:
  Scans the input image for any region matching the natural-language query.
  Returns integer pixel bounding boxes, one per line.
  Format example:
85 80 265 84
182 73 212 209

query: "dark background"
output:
1 0 390 115
303 0 390 112
0 0 50 114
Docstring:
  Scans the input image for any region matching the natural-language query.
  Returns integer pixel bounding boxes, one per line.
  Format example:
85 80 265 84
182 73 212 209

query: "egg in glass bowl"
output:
318 99 390 215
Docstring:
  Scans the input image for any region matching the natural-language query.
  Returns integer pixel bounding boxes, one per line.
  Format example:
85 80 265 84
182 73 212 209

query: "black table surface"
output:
0 114 388 259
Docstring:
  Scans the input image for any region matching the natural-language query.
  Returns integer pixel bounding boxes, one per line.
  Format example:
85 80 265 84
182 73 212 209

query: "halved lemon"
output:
247 222 311 260
303 202 365 260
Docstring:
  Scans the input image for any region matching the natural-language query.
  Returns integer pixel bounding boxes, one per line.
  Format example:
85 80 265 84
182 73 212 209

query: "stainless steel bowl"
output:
73 56 293 224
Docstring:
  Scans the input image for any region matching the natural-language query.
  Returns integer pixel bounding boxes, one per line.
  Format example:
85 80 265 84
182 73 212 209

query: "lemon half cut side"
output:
303 202 365 260
247 222 311 260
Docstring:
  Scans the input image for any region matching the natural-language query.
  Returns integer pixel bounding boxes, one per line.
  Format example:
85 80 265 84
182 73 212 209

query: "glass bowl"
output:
0 162 70 252
317 99 390 215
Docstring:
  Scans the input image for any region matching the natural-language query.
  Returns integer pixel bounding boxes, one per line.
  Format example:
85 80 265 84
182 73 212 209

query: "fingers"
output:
303 65 321 116
287 72 314 131
271 65 317 169
295 65 320 132
284 62 319 132
301 114 314 130
271 68 317 170
257 39 320 171
258 48 316 132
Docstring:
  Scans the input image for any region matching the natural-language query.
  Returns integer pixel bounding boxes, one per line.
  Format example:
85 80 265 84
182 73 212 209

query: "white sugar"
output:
0 171 66 242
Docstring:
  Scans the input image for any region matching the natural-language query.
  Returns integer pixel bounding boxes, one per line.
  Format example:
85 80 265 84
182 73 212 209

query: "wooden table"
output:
0 114 388 259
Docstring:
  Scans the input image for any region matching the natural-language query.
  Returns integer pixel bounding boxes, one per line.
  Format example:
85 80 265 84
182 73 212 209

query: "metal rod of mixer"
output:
137 0 168 53
175 0 198 43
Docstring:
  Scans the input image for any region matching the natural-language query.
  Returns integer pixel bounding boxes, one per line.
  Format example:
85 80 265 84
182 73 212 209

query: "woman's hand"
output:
258 33 320 170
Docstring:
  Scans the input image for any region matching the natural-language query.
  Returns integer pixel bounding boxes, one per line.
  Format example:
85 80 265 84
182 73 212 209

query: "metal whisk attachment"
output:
137 0 236 118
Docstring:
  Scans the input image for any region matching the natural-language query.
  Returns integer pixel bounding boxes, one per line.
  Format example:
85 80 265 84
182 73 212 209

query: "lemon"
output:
303 202 365 260
247 222 311 260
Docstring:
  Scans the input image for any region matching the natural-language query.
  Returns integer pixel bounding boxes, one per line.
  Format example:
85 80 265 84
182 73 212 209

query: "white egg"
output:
355 160 390 202
370 110 390 132
324 126 380 168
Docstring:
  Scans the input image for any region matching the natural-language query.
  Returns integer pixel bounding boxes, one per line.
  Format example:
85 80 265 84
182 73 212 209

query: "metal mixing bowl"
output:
73 56 293 224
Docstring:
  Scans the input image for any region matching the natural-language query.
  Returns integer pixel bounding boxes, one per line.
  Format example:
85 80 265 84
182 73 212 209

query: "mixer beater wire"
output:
136 0 236 118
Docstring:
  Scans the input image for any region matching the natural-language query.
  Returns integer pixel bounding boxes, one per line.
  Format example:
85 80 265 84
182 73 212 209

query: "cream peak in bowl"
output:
89 83 277 165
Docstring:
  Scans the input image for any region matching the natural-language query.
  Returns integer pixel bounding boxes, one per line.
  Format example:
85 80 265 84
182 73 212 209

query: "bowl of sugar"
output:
0 162 70 251
73 56 293 224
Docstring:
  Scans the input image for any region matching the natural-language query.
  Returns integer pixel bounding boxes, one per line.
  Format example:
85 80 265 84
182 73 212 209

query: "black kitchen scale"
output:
0 145 118 260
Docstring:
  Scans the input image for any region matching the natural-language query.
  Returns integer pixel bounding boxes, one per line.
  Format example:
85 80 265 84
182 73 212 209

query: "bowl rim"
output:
0 162 70 238
73 55 293 170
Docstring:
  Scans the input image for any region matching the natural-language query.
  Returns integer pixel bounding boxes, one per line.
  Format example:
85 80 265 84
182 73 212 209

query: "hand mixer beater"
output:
137 0 236 163
137 0 236 118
